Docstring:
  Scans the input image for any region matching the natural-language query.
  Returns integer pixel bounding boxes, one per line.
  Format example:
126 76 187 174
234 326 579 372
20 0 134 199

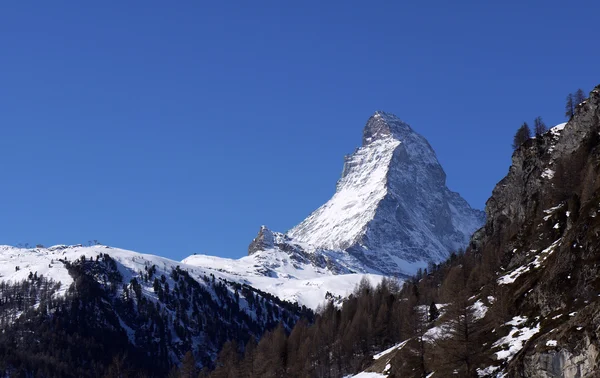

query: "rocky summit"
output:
287 111 485 276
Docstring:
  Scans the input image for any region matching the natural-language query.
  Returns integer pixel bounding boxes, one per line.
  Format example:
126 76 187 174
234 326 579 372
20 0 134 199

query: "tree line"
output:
0 253 309 378
188 247 511 378
512 88 587 150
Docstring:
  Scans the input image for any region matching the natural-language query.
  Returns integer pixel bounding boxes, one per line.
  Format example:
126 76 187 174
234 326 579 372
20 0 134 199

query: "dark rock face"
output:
470 85 600 376
247 226 353 275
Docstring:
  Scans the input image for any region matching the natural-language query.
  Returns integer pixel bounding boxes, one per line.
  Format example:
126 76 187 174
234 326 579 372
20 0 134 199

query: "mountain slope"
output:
471 85 600 377
0 244 310 377
183 233 384 309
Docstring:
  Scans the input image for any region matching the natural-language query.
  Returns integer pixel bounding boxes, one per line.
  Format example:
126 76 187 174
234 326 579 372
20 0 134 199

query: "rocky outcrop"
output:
248 226 275 255
469 85 600 376
522 338 599 378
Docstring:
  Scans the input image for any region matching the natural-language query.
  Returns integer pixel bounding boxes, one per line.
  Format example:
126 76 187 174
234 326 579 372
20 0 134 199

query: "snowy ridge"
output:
0 243 314 369
0 244 381 311
183 249 385 309
288 135 401 251
0 244 235 297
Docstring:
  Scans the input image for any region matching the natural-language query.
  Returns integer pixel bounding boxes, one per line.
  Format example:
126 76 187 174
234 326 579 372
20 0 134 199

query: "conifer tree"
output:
534 116 547 136
212 342 238 378
435 265 481 378
565 93 575 119
428 301 440 322
512 122 532 150
574 88 586 105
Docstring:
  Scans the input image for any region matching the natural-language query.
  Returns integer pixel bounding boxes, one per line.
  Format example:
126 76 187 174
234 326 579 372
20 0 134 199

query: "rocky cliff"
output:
470 85 600 377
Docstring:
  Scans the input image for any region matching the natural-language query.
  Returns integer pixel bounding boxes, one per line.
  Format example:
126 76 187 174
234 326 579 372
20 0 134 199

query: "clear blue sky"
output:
1 1 598 260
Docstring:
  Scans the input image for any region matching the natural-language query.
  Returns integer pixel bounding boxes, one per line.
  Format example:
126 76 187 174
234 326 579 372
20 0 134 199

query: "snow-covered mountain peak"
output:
363 110 413 145
285 112 485 275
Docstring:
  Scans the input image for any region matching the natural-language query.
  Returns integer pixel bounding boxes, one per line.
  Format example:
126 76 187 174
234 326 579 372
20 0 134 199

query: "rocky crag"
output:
473 85 600 377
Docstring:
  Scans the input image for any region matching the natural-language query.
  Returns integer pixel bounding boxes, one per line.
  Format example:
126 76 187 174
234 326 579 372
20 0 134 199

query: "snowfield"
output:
288 135 401 251
493 316 540 361
0 244 386 310
183 249 387 309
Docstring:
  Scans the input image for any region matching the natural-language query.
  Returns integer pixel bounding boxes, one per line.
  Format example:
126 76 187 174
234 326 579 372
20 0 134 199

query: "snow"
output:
247 273 384 310
471 300 488 320
424 323 452 342
546 340 557 347
351 373 387 378
288 135 401 251
477 366 500 377
183 249 387 309
551 123 567 134
543 204 564 221
285 112 484 276
498 239 561 285
373 340 409 360
0 242 328 347
541 168 555 179
0 243 389 313
493 316 540 361
547 122 567 154
183 112 483 297
0 244 284 311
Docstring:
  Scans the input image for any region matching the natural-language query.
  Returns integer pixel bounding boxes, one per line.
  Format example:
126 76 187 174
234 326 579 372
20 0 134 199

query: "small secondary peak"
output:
248 226 275 255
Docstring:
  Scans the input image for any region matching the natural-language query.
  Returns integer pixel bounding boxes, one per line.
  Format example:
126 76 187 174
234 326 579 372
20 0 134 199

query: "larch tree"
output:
534 116 547 136
178 351 198 378
434 265 482 378
565 93 575 119
574 88 586 105
428 301 440 322
211 341 238 378
512 122 532 150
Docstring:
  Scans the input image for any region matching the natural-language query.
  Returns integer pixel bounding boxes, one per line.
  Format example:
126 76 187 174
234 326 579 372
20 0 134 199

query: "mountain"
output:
0 244 310 377
288 111 484 274
203 86 600 378
184 112 484 303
